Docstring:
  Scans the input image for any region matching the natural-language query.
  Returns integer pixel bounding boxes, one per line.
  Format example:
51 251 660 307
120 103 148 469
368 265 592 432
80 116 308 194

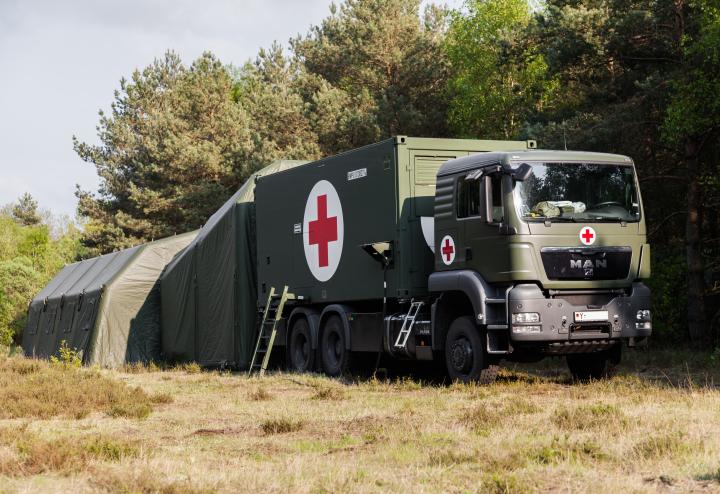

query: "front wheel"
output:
444 316 498 384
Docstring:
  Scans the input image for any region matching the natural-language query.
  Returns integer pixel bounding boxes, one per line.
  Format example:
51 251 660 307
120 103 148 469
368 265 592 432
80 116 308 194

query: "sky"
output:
0 0 460 219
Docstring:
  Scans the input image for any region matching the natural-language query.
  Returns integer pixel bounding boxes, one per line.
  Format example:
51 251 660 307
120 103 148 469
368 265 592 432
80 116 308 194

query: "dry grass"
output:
0 426 140 476
0 354 159 420
248 386 273 401
91 469 215 494
1 348 720 492
311 384 346 401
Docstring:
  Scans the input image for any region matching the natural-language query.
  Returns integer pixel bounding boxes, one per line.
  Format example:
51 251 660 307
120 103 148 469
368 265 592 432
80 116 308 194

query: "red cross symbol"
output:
581 228 594 244
442 237 455 262
308 194 338 267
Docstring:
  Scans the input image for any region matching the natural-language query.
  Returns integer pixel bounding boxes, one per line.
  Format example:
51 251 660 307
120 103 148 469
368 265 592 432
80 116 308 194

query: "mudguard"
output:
428 270 497 323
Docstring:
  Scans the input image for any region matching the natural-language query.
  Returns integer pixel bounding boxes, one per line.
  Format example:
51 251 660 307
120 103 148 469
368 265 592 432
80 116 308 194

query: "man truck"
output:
254 137 651 382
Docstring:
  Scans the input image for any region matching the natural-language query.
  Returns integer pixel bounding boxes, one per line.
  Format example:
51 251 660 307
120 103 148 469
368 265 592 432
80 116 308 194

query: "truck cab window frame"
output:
456 176 482 219
485 173 504 224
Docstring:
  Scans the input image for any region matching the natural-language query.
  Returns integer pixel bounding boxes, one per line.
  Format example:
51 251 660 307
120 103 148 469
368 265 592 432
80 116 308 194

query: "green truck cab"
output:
430 150 651 381
254 138 651 382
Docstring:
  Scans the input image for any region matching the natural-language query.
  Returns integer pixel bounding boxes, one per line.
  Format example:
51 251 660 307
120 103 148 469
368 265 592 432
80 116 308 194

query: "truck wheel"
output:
288 317 314 373
566 349 617 381
445 316 498 384
320 315 348 377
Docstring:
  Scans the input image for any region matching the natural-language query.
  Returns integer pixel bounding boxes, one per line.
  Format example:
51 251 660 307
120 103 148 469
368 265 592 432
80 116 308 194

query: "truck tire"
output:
445 316 498 384
288 317 314 373
566 347 619 381
320 315 349 377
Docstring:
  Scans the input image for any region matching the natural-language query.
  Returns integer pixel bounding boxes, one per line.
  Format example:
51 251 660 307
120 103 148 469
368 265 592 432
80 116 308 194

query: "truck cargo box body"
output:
255 137 534 306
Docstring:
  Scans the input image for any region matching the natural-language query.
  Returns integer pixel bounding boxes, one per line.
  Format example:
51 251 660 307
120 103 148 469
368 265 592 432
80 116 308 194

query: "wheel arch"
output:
431 291 475 351
428 270 493 322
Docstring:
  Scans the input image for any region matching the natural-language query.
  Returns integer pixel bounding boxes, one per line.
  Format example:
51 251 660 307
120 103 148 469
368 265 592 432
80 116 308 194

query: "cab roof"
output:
437 150 634 177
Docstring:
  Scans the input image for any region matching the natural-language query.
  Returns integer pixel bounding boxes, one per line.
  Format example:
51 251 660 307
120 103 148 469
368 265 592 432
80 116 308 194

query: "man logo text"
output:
570 259 607 269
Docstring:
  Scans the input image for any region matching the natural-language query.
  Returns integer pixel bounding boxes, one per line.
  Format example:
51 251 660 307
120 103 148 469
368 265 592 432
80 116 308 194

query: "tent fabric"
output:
22 231 197 367
160 160 307 368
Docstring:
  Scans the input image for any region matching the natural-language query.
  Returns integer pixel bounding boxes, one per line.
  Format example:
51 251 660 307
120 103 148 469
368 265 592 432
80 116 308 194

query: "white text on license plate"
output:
574 310 609 323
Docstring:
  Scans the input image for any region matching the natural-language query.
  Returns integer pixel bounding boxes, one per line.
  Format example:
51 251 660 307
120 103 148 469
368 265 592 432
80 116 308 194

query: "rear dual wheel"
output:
288 317 314 373
320 315 349 377
290 314 358 377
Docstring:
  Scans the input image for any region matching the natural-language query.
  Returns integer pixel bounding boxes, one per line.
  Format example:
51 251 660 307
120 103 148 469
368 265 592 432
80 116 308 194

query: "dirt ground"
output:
1 348 719 493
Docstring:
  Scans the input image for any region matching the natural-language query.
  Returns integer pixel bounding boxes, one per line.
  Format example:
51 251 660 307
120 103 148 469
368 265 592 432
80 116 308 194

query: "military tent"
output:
22 231 197 367
160 160 307 368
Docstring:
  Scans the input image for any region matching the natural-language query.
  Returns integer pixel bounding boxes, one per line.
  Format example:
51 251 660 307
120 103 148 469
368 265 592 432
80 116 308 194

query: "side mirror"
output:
512 163 533 181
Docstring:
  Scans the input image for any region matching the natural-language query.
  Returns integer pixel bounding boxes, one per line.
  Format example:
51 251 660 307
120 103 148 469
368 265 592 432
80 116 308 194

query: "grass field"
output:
1 348 719 493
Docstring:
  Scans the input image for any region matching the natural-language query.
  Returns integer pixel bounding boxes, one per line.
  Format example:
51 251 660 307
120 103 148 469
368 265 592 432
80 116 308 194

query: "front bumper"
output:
507 282 652 343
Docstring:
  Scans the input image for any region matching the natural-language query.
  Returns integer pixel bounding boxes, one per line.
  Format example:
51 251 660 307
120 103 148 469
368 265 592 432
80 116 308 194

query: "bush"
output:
50 340 82 368
0 257 42 345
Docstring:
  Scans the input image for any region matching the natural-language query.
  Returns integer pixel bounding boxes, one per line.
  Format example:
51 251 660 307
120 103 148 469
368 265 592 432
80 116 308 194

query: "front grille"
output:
541 247 631 280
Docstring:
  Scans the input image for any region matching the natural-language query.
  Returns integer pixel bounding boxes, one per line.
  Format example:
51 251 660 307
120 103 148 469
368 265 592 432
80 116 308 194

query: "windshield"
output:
514 162 640 222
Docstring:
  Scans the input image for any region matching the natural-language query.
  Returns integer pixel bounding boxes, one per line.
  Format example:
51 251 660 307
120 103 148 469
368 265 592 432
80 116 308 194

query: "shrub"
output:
261 417 304 435
50 340 82 368
0 257 42 345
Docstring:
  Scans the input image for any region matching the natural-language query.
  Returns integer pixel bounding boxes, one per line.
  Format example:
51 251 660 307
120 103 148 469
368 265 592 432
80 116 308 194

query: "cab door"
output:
463 173 512 282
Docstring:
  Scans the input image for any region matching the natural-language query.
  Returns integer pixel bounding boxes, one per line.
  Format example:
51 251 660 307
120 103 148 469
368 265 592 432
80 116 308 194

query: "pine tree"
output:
292 0 452 152
11 193 41 226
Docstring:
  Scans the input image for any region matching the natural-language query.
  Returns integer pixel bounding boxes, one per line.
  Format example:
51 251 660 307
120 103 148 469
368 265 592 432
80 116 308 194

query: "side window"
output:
457 178 481 218
490 174 503 223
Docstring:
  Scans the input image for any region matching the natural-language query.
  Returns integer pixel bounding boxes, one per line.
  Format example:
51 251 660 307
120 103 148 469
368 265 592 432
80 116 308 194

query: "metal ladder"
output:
248 286 295 376
393 300 423 349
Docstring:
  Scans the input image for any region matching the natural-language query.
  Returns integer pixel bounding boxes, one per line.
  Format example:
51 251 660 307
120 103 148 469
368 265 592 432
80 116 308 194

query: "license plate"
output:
574 310 609 322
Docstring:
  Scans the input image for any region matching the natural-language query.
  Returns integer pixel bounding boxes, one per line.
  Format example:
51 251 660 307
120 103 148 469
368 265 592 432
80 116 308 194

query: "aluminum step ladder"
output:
393 300 423 349
248 286 295 376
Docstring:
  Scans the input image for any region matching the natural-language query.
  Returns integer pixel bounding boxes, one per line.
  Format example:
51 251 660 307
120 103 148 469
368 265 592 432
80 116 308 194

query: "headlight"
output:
512 312 540 324
636 309 651 321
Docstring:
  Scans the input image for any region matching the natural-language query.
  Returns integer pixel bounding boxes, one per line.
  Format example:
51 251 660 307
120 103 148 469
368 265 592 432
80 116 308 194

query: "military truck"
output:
254 137 651 382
